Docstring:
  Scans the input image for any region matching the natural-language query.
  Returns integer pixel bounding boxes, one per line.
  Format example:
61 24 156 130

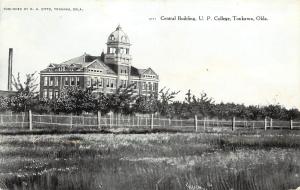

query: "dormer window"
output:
110 35 115 40
121 36 127 42
48 64 55 68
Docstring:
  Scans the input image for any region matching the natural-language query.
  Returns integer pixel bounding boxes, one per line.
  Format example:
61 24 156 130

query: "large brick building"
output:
40 25 159 99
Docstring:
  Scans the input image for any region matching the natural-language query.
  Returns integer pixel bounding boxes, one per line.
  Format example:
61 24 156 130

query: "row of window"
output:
109 35 128 43
44 76 158 91
43 89 59 99
44 76 80 87
142 82 158 91
120 69 128 74
87 78 116 88
143 74 156 79
120 80 128 88
86 77 157 91
108 47 130 55
88 69 103 73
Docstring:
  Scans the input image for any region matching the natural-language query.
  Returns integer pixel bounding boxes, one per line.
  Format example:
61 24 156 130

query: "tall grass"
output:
0 133 300 190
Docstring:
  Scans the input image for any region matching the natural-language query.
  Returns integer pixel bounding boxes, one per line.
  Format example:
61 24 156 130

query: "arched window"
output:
110 35 115 40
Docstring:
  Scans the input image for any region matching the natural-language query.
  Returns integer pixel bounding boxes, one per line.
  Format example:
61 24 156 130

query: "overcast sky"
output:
0 0 299 108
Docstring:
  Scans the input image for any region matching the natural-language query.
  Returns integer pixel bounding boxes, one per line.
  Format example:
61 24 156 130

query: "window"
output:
142 82 146 90
110 79 115 88
91 78 94 87
154 83 158 91
98 78 103 87
87 78 91 87
71 77 75 86
109 48 116 54
120 80 127 88
49 90 53 100
76 77 80 86
106 79 110 87
44 77 48 86
126 48 129 54
64 77 68 86
43 89 47 98
54 91 59 99
49 77 54 86
54 77 59 86
148 82 152 90
132 81 137 89
91 78 97 88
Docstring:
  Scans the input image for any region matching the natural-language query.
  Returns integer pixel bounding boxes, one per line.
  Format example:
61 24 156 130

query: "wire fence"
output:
0 111 300 132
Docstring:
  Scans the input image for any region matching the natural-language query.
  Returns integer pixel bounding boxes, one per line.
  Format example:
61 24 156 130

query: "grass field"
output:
0 130 300 190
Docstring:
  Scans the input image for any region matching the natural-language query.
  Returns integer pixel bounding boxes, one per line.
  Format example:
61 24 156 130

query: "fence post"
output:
151 114 154 130
146 117 148 127
97 111 101 129
203 117 206 131
132 116 134 127
110 113 113 128
21 112 25 128
290 120 293 130
270 118 273 129
232 117 235 131
194 115 198 132
264 117 267 131
70 113 73 129
29 110 32 131
169 118 171 126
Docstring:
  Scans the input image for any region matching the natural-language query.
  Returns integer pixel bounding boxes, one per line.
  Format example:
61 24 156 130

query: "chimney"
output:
8 48 13 91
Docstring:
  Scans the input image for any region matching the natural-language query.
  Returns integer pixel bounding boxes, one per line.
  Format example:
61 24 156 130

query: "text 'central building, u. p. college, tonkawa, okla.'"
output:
39 25 159 99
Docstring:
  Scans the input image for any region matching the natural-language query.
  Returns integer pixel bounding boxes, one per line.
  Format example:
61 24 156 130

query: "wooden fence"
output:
0 110 300 132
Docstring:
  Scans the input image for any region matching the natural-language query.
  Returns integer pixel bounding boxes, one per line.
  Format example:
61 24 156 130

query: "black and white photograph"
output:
0 0 300 189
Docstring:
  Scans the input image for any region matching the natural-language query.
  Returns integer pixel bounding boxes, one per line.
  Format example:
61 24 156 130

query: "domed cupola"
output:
107 25 130 45
105 25 132 65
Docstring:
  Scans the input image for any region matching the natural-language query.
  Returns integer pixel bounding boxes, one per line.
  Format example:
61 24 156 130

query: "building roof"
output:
40 53 154 78
107 25 130 44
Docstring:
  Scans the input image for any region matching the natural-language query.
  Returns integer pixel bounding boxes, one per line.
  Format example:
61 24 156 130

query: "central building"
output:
40 25 159 99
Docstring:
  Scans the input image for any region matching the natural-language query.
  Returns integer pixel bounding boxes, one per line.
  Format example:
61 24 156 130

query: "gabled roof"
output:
140 67 158 76
84 59 116 75
41 53 158 78
131 66 141 76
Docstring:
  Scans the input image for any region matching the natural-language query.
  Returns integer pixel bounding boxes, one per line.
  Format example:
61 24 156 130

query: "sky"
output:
0 0 299 109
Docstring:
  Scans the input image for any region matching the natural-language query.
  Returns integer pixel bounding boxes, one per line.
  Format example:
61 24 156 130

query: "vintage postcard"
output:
0 0 299 190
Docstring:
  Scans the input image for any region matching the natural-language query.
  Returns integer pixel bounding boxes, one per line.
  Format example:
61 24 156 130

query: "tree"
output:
106 84 138 114
52 87 96 114
10 72 39 112
133 94 158 114
0 96 10 112
157 87 180 117
94 92 110 114
182 90 214 118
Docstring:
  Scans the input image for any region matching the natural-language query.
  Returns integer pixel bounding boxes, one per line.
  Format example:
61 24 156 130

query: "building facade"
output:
40 25 159 99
